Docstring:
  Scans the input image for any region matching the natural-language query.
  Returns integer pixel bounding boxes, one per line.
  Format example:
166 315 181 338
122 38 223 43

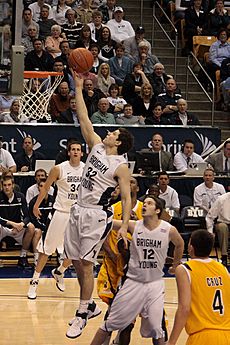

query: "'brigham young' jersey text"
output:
127 220 171 282
54 160 85 213
78 143 126 206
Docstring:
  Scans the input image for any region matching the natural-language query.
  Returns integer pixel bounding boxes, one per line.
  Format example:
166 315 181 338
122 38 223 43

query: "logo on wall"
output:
17 129 41 150
194 131 216 157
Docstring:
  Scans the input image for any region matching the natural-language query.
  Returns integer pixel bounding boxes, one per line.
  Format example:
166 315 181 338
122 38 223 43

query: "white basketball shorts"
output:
101 277 165 339
37 210 69 256
64 203 113 263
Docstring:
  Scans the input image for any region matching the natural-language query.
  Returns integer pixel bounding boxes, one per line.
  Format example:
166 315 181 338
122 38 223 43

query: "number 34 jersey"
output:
183 259 230 335
77 143 126 206
53 160 85 213
127 219 171 283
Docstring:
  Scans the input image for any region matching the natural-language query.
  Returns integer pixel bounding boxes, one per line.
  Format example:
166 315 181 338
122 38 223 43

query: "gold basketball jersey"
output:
184 259 230 335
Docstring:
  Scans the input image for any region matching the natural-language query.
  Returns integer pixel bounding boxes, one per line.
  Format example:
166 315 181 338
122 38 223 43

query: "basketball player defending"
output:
167 229 230 345
27 141 85 299
90 195 184 345
64 73 133 339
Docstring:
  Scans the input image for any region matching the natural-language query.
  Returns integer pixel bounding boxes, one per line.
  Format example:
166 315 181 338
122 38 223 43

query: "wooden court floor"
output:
0 277 187 345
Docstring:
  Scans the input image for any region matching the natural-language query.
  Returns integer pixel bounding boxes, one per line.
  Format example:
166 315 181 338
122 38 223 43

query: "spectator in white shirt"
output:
0 136 16 173
29 0 54 23
26 169 54 205
157 171 180 213
193 168 226 212
107 6 135 43
206 192 230 266
173 139 204 172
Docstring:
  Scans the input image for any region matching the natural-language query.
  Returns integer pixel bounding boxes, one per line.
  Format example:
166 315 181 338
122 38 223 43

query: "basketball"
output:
68 48 94 73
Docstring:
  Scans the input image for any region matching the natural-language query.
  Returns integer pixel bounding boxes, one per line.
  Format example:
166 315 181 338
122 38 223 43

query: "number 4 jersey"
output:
77 143 126 206
183 259 230 335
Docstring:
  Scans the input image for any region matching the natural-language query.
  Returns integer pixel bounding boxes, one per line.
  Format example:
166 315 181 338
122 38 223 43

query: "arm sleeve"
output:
206 199 219 232
173 153 187 172
193 187 202 207
172 190 180 209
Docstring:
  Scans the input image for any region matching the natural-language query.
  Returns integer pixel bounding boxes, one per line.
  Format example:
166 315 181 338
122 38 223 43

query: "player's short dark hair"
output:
143 195 163 217
117 128 134 155
67 140 82 151
190 229 214 257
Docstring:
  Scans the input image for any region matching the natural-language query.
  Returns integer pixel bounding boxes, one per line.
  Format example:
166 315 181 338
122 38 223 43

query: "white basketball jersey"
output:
78 143 126 206
53 160 85 213
127 220 171 282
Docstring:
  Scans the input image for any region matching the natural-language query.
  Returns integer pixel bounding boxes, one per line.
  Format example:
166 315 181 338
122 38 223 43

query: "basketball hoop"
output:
19 71 64 122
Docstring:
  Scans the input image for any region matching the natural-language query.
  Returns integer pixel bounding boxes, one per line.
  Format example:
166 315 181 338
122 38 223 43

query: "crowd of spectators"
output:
0 0 210 126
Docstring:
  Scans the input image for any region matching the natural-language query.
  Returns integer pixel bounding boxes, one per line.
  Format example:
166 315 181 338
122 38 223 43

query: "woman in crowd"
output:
97 63 115 95
98 26 116 61
89 43 103 74
45 25 65 58
107 83 127 116
75 24 95 49
53 0 71 25
133 82 156 118
0 99 30 123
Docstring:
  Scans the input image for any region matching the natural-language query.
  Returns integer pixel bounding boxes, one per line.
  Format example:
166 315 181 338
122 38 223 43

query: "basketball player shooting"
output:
64 72 134 339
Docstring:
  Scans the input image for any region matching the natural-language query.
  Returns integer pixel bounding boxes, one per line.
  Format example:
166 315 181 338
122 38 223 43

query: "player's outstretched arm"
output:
33 166 59 218
115 164 132 245
167 265 191 345
169 226 184 273
112 219 135 235
74 72 101 150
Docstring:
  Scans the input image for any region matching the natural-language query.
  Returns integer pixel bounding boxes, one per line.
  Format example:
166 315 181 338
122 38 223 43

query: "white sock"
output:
78 300 90 314
33 271 40 281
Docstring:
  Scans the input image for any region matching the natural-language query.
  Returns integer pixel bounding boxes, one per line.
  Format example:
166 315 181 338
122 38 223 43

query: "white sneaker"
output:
68 301 101 326
66 313 87 339
88 301 102 319
52 268 65 292
27 280 38 299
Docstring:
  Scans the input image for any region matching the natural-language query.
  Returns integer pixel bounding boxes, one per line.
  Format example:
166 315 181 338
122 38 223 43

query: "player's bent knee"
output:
26 223 35 234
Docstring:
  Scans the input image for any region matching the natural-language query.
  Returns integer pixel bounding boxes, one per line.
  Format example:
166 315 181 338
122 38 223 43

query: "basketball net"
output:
19 71 63 122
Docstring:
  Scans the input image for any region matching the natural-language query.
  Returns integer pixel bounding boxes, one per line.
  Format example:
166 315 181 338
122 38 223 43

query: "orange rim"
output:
24 71 63 78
